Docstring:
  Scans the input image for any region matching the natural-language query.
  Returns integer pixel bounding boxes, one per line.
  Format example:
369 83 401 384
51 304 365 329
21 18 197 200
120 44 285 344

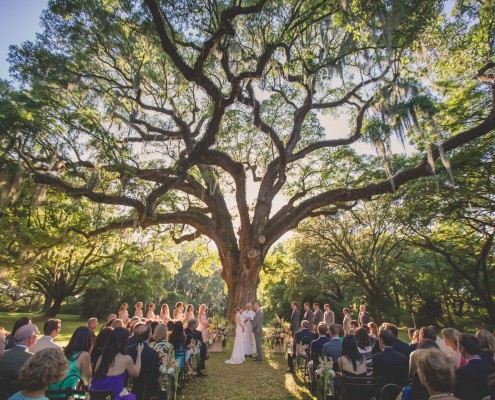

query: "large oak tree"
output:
2 0 495 318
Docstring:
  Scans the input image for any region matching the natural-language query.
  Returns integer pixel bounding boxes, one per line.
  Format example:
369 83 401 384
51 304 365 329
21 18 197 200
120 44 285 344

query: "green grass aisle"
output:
179 343 313 400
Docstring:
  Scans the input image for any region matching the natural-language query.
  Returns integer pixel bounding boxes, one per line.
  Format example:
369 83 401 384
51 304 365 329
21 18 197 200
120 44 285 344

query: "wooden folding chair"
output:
45 388 114 400
339 373 377 400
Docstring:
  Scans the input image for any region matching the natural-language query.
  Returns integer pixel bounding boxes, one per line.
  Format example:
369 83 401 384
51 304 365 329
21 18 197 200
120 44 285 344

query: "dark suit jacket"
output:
454 358 495 400
322 338 342 364
393 339 411 358
290 309 299 334
0 345 33 397
359 311 370 326
312 309 323 326
310 336 331 359
293 328 313 353
372 347 408 387
128 342 160 400
303 310 314 330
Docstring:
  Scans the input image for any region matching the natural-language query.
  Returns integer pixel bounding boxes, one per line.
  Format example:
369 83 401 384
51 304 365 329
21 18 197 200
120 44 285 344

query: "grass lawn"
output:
0 312 90 345
179 342 313 400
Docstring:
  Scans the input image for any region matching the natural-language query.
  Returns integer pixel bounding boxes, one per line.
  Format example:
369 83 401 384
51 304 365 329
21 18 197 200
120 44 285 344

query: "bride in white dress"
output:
225 306 246 364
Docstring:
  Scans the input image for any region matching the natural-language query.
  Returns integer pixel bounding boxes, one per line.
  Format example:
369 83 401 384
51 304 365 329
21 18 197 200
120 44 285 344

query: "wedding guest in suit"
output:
4 317 31 351
308 323 331 382
358 305 370 326
454 333 495 400
303 303 314 332
312 304 323 331
289 302 299 335
372 329 408 397
416 349 459 400
0 324 39 398
322 324 343 365
409 339 439 400
287 320 313 373
127 324 160 400
252 302 263 361
384 323 411 358
342 308 351 335
30 319 61 353
324 304 334 327
8 348 68 400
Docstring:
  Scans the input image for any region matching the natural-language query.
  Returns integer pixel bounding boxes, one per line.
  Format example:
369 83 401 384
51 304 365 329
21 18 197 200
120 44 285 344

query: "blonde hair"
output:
416 349 455 392
135 302 142 308
161 304 169 314
368 322 378 336
476 329 495 353
119 303 128 311
153 324 168 341
198 304 206 314
441 328 460 347
19 348 68 390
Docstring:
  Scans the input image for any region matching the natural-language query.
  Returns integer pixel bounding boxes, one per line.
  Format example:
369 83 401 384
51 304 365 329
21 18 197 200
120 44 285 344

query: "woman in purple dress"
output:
90 327 143 400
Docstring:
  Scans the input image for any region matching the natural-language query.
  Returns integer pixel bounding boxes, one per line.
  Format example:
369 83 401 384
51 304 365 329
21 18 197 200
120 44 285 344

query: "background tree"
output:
2 0 495 318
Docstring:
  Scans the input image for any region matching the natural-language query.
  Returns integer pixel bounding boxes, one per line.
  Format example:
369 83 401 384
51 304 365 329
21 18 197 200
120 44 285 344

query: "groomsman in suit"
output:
358 304 370 326
303 302 314 331
312 303 323 331
289 301 299 335
323 304 334 327
251 302 263 361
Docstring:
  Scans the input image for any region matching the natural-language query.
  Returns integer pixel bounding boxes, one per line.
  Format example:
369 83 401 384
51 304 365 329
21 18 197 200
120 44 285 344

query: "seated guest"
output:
322 324 343 365
337 335 367 376
287 320 313 373
30 319 61 353
0 327 7 358
150 324 173 356
372 329 408 398
428 325 451 356
368 322 379 339
49 326 92 392
8 348 68 400
183 319 202 376
88 318 98 333
383 323 410 358
185 319 207 376
409 339 439 400
168 321 195 377
476 329 495 368
91 327 114 373
308 323 330 381
91 327 143 400
416 348 459 400
442 328 465 369
127 324 160 400
0 324 39 398
408 328 419 351
4 318 31 351
454 333 495 400
104 314 117 328
355 326 373 374
348 320 359 335
111 319 123 329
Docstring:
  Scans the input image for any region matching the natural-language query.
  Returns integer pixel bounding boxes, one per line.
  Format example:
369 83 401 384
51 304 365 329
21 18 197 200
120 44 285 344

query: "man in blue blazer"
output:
454 333 495 400
308 323 331 382
322 324 342 365
287 320 313 372
372 329 408 399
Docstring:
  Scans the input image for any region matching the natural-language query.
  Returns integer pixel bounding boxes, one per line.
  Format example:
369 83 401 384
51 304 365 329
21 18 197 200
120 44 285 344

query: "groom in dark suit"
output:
251 302 263 361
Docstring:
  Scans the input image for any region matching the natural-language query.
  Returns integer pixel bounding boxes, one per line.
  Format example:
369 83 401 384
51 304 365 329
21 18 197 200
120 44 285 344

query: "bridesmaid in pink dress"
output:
134 302 143 318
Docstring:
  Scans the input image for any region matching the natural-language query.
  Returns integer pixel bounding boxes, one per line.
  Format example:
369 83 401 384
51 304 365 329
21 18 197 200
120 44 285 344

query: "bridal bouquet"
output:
206 315 232 348
158 351 180 400
316 356 335 399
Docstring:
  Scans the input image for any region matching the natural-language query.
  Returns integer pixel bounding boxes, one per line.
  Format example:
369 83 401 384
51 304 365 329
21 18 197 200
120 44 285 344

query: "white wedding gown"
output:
225 312 245 364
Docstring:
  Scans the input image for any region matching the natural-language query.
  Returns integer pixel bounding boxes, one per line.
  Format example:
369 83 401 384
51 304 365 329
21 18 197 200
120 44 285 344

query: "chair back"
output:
45 388 114 400
339 373 377 400
379 383 404 400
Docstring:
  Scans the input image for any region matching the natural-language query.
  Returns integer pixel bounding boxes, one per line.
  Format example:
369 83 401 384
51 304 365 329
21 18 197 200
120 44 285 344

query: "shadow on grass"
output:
178 344 313 400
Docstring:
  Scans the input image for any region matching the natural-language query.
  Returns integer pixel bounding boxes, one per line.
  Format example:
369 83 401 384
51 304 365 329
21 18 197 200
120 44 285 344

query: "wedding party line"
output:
2 299 495 400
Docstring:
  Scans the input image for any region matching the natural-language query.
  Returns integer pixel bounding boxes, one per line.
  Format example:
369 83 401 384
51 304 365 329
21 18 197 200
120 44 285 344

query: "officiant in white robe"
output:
241 303 256 356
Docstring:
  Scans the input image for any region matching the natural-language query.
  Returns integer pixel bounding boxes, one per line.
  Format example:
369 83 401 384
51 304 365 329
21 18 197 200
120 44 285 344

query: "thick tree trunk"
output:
42 294 53 313
368 294 383 325
44 296 64 317
224 255 263 322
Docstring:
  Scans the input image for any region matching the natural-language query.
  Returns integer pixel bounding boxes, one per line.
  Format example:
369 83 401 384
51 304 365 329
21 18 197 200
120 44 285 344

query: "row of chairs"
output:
295 351 404 400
